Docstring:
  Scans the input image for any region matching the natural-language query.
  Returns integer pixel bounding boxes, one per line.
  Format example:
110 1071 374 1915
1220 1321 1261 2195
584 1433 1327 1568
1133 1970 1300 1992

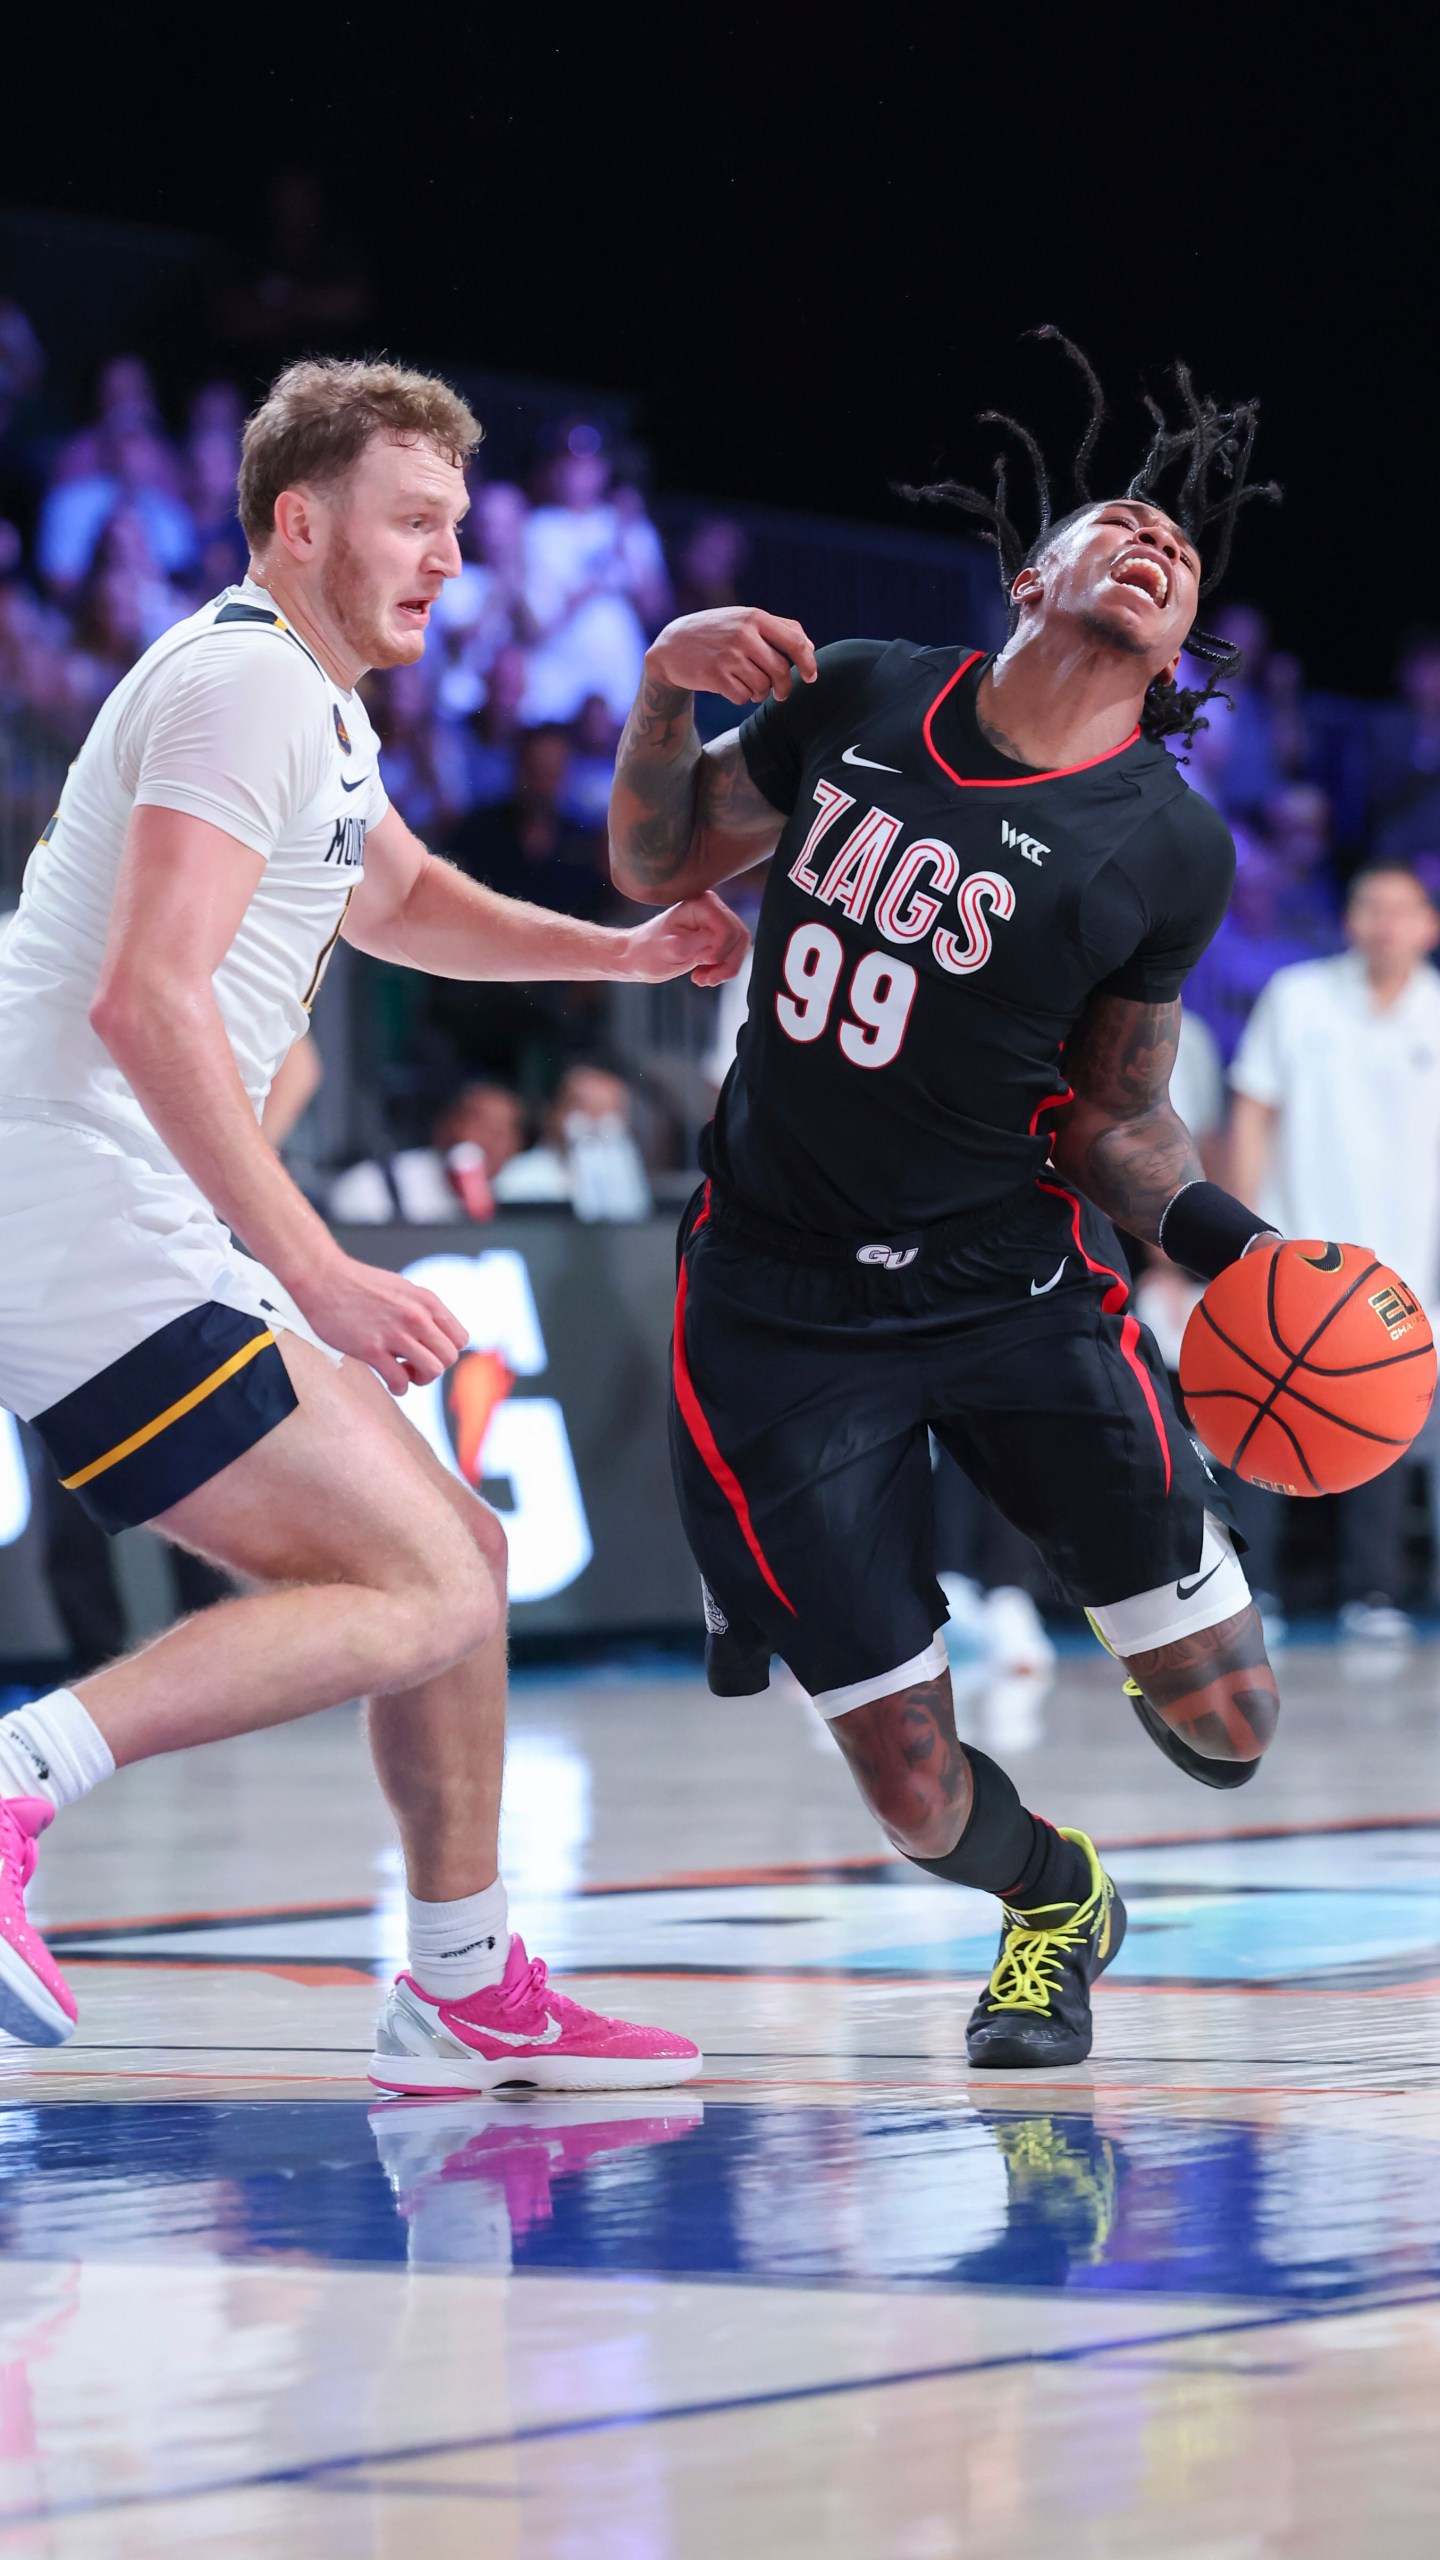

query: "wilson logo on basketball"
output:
1368 1282 1422 1340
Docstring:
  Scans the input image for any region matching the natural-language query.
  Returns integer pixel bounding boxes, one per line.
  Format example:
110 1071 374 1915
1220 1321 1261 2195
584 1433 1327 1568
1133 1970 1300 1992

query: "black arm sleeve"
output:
1089 789 1237 1004
737 639 890 816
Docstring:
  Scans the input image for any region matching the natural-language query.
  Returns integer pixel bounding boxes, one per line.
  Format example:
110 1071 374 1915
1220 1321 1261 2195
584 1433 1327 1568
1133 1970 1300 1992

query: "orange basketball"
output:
1178 1239 1437 1496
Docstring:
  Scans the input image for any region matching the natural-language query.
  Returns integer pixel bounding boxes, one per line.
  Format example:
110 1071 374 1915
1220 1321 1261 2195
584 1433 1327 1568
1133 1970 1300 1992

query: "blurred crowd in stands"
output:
11 290 1440 1640
10 301 1440 1104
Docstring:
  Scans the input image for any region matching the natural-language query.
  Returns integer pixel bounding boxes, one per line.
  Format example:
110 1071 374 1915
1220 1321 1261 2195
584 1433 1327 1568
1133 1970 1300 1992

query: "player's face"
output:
1024 501 1201 671
318 436 468 670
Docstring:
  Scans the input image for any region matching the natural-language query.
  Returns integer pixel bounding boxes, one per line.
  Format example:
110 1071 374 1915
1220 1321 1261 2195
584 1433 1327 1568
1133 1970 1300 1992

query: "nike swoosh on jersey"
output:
467 2013 563 2048
841 745 902 772
1030 1259 1067 1297
1176 1559 1224 1602
339 772 374 794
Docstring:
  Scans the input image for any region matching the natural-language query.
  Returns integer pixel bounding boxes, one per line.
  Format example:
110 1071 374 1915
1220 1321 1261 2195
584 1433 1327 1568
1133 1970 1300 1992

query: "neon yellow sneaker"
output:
966 1828 1126 2069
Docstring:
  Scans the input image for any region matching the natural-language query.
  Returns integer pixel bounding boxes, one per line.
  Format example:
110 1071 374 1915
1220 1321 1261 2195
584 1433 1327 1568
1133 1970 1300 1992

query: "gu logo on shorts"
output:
333 703 352 753
856 1242 919 1271
399 1250 592 1602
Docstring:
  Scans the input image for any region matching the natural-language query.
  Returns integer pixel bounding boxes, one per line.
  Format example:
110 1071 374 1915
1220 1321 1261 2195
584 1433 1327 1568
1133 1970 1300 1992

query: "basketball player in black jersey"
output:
609 347 1283 2066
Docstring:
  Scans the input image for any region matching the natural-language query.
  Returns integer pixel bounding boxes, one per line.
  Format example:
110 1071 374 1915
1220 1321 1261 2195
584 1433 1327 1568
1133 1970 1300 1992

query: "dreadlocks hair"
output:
900 328 1281 751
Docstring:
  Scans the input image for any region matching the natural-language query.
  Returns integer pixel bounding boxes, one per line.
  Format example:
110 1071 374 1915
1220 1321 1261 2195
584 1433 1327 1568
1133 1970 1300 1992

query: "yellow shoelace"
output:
984 1896 1100 2014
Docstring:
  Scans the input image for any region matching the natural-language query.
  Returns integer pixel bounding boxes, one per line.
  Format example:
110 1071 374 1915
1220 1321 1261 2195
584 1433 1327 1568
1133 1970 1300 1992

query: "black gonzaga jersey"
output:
707 638 1236 1235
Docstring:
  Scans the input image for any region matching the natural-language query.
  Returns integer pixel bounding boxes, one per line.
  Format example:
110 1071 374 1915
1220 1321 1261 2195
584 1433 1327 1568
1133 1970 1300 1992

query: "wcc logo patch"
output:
332 703 352 754
1000 819 1048 866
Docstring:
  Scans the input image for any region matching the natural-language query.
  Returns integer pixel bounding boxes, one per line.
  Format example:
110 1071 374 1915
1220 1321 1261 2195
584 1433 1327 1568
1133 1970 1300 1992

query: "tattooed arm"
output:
608 606 816 904
1050 991 1203 1244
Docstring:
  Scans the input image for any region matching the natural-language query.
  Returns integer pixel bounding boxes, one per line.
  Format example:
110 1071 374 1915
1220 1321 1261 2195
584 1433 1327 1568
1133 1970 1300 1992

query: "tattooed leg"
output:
1123 1602 1280 1764
828 1671 973 1858
830 1671 1093 1908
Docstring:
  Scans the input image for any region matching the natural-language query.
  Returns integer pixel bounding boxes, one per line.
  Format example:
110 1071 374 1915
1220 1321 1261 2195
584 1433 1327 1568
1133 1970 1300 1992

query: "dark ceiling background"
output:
3 10 1433 692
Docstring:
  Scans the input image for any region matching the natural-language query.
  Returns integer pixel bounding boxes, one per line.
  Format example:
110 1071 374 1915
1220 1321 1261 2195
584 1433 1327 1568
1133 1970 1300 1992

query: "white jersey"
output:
0 578 387 1164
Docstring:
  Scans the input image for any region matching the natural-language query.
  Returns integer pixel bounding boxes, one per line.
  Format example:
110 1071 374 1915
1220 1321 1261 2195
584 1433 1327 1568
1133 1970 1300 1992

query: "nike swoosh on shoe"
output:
463 2014 564 2049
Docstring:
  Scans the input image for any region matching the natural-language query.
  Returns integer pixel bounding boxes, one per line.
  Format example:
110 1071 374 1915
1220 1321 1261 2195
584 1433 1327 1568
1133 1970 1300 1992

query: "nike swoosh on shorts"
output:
1030 1259 1067 1297
841 745 902 772
1176 1560 1224 1601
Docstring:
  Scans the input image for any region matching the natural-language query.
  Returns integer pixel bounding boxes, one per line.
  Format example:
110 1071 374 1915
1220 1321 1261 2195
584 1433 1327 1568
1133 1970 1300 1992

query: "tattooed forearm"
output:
1070 1104 1204 1240
608 670 705 889
1127 1606 1280 1762
828 1673 973 1858
609 673 783 899
1051 992 1204 1242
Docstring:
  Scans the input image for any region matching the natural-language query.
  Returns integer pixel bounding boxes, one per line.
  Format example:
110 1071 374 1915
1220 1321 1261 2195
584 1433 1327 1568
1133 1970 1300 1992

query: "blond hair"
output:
237 356 482 549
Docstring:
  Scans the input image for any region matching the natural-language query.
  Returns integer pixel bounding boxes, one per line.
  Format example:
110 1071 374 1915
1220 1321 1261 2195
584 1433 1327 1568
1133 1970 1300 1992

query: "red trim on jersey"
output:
673 1193 797 1616
1029 1084 1073 1136
922 653 1141 790
1035 1178 1172 1495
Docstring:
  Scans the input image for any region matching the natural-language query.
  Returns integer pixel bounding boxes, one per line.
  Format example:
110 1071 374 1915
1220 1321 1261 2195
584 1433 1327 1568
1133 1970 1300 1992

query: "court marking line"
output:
11 2058 1434 2099
2 2286 1436 2533
306 2475 529 2502
37 1810 1440 1943
28 1951 1440 2003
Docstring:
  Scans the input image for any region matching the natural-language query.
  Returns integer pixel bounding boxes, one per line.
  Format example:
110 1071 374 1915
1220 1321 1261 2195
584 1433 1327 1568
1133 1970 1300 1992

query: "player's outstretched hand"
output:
292 1252 469 1396
619 892 751 989
646 606 818 704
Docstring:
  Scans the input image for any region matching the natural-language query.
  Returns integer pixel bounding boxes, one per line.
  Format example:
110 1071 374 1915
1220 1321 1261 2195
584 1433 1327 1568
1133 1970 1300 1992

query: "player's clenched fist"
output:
646 606 818 705
620 891 751 988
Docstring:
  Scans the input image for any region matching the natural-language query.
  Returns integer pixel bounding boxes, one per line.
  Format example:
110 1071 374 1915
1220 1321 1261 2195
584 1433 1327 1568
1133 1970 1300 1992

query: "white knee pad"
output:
1088 1512 1251 1658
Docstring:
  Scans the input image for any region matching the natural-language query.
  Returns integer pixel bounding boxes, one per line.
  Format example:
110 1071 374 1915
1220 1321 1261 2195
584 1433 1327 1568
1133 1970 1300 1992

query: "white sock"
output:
0 1688 116 1812
405 1878 510 2001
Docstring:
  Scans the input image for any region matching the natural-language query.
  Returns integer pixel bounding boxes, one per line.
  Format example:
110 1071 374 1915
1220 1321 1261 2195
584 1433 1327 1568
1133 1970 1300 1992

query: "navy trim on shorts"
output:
31 1302 298 1533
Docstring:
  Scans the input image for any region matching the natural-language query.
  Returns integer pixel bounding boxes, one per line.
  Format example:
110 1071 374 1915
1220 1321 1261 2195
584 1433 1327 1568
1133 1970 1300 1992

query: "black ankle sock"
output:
907 1746 1091 1910
999 1818 1093 1911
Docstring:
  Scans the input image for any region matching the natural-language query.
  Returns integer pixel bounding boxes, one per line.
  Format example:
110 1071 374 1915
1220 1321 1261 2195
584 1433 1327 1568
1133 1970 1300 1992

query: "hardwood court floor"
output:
3 1641 1440 2554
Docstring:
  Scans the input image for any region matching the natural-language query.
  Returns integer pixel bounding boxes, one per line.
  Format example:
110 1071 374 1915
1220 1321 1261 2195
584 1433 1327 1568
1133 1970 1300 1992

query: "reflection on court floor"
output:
4 1645 1440 2553
4 2093 1440 2304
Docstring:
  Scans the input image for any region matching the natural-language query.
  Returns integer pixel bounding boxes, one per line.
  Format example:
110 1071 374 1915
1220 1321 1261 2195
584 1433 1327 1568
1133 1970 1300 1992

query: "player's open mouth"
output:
1109 550 1170 609
398 599 432 625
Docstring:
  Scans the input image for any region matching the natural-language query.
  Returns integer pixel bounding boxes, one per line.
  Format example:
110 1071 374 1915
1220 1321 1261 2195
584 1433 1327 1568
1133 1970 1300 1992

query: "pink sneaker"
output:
368 1933 702 2095
0 1798 78 2047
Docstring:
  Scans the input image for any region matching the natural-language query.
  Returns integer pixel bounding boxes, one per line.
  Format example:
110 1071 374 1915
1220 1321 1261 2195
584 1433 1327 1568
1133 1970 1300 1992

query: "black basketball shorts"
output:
670 1179 1224 1713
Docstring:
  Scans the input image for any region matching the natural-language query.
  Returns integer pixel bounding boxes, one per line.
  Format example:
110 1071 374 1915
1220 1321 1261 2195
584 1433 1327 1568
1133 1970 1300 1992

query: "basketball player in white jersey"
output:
0 359 743 2089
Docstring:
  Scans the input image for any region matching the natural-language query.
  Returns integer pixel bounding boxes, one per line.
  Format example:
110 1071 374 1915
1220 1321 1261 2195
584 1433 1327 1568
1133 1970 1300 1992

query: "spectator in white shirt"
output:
521 422 671 725
37 424 196 597
1228 862 1440 1639
432 481 532 719
328 1082 527 1225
